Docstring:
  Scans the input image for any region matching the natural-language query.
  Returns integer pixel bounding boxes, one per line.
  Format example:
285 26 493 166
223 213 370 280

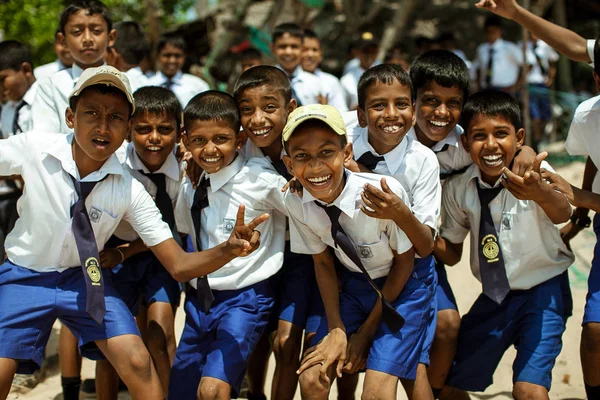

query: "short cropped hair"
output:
594 36 599 76
357 63 413 110
461 90 522 134
233 65 292 104
410 50 471 101
184 91 240 133
113 22 150 66
240 48 262 62
303 29 319 42
484 15 502 30
273 23 304 43
59 0 112 34
157 35 186 54
0 40 33 71
133 86 182 128
69 84 132 116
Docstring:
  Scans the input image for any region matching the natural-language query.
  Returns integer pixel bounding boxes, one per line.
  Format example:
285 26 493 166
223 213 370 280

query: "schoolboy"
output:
33 28 74 80
233 65 317 400
284 104 433 400
94 86 184 399
31 0 115 135
0 65 268 400
240 48 263 73
148 35 209 107
301 29 348 112
346 62 440 398
434 90 573 399
170 90 288 400
271 23 323 107
105 21 151 91
341 31 379 110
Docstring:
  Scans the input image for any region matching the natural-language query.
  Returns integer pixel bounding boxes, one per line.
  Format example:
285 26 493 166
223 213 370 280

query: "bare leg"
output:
59 325 82 400
402 364 434 400
512 381 549 400
582 323 600 389
96 359 119 400
298 362 337 400
363 369 399 400
146 301 177 396
246 330 272 398
428 309 461 392
271 320 303 400
198 376 231 400
0 358 18 400
336 373 359 400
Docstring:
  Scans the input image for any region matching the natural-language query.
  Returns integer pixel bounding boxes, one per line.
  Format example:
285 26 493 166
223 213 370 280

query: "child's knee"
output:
197 378 229 400
273 329 302 362
435 310 461 342
299 368 331 399
512 382 548 400
119 343 154 381
145 322 171 353
582 323 600 353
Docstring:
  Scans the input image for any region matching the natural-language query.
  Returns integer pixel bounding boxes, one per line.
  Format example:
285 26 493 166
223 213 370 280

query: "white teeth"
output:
203 157 222 163
429 120 449 127
147 146 161 151
483 155 502 161
253 127 272 136
483 155 503 166
307 175 331 185
93 138 108 144
382 125 400 133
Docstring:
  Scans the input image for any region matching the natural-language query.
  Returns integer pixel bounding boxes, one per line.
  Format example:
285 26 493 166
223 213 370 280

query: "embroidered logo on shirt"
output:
85 257 102 286
501 213 512 231
223 218 236 234
357 245 373 259
89 207 103 223
481 234 500 263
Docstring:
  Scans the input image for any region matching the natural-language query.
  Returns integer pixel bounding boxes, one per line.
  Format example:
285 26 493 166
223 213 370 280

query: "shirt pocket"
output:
355 234 392 269
499 210 543 256
89 206 120 241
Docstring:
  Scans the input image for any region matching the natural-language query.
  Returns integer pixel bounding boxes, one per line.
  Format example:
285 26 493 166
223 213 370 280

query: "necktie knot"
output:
433 144 450 154
356 151 385 171
476 181 503 207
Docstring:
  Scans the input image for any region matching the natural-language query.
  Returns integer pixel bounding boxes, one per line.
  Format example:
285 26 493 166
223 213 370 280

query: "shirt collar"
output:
429 124 464 152
355 129 409 175
22 80 39 105
157 70 183 84
127 66 144 77
276 64 303 81
465 163 504 189
203 152 245 192
301 170 359 218
71 64 85 81
125 142 180 182
43 133 127 181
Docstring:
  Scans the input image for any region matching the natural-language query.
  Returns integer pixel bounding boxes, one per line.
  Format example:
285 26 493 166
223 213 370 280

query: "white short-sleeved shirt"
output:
588 39 595 66
286 171 413 279
408 125 473 179
314 69 348 112
33 60 68 80
276 65 323 107
565 95 600 194
0 81 38 138
148 70 209 107
31 64 89 134
125 66 151 92
351 126 441 231
523 40 559 85
340 66 364 109
440 163 573 290
175 154 288 291
112 142 182 241
0 131 173 272
475 39 534 89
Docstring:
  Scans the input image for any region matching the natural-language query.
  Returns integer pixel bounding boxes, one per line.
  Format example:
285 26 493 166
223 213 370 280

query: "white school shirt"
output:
314 69 348 112
33 59 68 80
31 63 88 134
0 131 173 272
112 142 182 241
352 127 441 231
565 95 600 194
0 80 38 138
475 38 532 89
407 125 472 179
175 154 288 291
522 40 559 85
588 39 595 66
343 58 360 75
286 171 413 279
276 65 322 107
340 66 364 109
440 163 573 290
148 70 209 107
125 66 151 92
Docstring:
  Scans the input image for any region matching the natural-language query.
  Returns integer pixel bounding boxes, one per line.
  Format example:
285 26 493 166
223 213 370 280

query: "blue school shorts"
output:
311 267 435 380
446 272 571 392
583 214 600 324
435 261 458 312
529 84 552 122
168 280 274 399
416 255 438 366
0 260 139 373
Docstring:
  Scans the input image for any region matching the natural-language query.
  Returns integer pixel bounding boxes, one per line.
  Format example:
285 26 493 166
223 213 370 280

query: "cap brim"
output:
70 74 135 112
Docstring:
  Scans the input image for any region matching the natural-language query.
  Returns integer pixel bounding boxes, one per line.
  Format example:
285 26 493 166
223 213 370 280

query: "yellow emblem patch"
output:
85 257 102 286
481 234 500 263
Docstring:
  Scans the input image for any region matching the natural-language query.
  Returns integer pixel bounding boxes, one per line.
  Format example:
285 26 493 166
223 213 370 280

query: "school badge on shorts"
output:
357 245 373 259
85 257 102 286
223 218 236 234
481 234 500 263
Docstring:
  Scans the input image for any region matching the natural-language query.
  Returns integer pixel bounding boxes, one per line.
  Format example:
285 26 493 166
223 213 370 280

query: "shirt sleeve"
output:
439 177 470 244
0 132 28 176
262 174 290 218
174 176 193 235
411 153 442 230
31 77 62 133
125 178 174 247
564 105 589 156
384 220 413 255
286 198 328 255
324 78 349 113
588 39 595 64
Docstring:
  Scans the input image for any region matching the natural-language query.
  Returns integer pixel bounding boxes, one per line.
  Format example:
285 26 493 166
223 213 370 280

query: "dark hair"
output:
184 91 240 133
273 23 304 43
69 84 132 116
0 40 33 71
133 86 182 128
461 90 522 135
594 36 599 76
357 63 413 110
283 119 347 153
240 47 262 62
59 0 112 34
112 22 150 66
303 29 319 42
484 15 502 30
410 50 471 101
157 35 186 54
233 65 292 104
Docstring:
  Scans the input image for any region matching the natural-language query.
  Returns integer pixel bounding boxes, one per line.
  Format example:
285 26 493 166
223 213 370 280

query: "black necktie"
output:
143 172 175 229
162 79 174 91
190 177 214 312
485 47 495 87
69 174 106 324
12 100 27 135
476 181 511 304
433 144 450 154
315 202 405 333
356 151 385 171
273 159 293 181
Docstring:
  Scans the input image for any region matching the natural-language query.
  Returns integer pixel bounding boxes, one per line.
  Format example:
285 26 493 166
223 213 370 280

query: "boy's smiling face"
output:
414 81 464 147
358 79 415 155
462 114 524 185
60 10 114 69
238 84 296 150
158 43 185 79
272 33 303 75
131 110 179 173
301 37 322 73
284 123 353 204
183 119 245 174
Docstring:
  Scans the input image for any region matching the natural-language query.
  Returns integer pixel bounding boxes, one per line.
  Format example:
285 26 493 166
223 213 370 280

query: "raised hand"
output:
541 168 576 205
474 0 519 20
501 152 547 201
360 178 408 221
297 327 347 382
226 204 270 257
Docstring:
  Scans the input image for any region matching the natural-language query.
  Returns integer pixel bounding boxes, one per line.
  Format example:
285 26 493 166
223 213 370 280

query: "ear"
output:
283 154 294 177
287 98 297 113
19 62 33 75
65 107 75 129
515 127 525 148
182 132 190 149
460 132 469 152
357 107 367 128
107 29 117 49
57 32 67 47
343 142 354 165
236 129 248 150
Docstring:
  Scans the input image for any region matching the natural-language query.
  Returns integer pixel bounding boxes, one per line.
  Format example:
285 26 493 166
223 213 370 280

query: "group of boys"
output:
0 0 600 400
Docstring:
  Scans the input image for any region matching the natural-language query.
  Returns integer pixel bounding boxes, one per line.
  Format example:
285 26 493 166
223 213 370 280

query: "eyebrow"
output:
368 96 411 103
239 95 281 103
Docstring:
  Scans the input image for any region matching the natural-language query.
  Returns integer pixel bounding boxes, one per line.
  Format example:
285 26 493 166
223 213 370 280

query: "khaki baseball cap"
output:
282 104 346 144
69 65 135 112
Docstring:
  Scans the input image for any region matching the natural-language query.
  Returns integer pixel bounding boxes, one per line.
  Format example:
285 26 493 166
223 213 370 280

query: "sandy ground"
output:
8 160 592 400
